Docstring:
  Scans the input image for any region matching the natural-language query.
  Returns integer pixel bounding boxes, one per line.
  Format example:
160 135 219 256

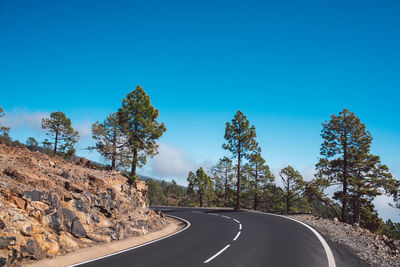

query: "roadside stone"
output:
65 182 83 193
71 218 86 238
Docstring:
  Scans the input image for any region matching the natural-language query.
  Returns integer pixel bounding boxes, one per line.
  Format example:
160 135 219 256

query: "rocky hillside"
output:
0 144 167 266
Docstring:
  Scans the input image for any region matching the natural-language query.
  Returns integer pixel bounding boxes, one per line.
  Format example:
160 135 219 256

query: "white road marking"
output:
204 244 231 263
233 231 241 241
192 211 202 214
239 224 242 230
68 215 191 267
249 210 336 267
209 213 219 216
221 215 231 219
233 219 240 224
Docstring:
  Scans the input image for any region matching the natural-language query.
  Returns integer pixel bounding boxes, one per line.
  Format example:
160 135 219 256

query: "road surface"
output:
75 207 366 267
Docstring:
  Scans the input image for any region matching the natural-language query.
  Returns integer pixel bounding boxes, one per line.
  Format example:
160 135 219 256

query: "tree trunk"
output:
341 144 348 222
286 179 290 212
111 131 116 170
237 150 241 210
224 167 228 207
130 148 137 178
200 192 203 207
54 131 59 154
254 164 258 210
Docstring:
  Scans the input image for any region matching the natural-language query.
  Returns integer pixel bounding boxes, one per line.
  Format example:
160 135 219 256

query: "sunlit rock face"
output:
0 144 167 266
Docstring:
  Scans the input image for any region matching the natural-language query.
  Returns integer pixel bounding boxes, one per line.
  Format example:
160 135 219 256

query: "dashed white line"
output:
239 223 242 230
192 211 202 214
233 219 240 224
233 231 241 241
221 215 231 219
204 244 231 263
209 213 219 216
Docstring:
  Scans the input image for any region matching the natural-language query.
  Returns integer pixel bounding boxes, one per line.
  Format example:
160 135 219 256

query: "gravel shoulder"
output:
287 214 400 267
26 217 185 267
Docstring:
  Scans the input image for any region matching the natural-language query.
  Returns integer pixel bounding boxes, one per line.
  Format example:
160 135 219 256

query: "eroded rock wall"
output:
0 145 167 266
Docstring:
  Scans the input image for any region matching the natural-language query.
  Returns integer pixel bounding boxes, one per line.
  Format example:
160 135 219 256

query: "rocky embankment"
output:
288 214 400 266
0 144 167 266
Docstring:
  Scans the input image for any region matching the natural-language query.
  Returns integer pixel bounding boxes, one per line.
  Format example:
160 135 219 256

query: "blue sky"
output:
1 0 399 220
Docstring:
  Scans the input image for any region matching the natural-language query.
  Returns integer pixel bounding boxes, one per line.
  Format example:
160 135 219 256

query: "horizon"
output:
1 0 399 222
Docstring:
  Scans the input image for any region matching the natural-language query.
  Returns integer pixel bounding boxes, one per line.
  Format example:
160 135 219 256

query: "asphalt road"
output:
76 207 367 267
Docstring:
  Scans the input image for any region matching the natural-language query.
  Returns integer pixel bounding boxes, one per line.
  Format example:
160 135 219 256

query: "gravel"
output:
287 214 400 266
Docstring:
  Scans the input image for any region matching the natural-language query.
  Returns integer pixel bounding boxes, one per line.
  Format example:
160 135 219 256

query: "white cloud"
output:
73 121 93 141
0 108 49 134
373 195 400 222
149 143 198 182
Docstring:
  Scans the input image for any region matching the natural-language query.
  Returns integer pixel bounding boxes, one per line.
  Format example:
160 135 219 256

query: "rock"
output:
59 232 78 251
71 218 86 238
23 239 46 260
0 144 164 265
333 217 339 223
0 236 17 249
21 223 34 236
65 182 84 193
23 190 43 202
10 196 26 210
135 180 148 193
26 201 49 219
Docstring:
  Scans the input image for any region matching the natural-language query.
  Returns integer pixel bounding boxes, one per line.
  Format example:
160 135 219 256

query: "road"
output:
75 207 366 267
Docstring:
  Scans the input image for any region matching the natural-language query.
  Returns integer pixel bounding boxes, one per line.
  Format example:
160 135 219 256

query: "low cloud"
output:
149 143 198 182
0 108 49 134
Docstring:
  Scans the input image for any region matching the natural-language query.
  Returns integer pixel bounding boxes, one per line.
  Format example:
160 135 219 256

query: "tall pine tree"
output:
223 111 257 210
118 86 166 180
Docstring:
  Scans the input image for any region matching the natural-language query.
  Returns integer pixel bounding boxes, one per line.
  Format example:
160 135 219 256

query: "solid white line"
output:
239 223 242 230
233 219 240 224
209 213 219 216
203 244 231 263
233 231 241 241
249 210 336 267
221 215 231 219
68 214 191 267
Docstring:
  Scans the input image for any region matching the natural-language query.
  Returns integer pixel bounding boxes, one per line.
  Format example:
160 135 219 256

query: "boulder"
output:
22 239 45 260
71 219 86 238
65 182 84 193
20 223 34 236
59 232 78 251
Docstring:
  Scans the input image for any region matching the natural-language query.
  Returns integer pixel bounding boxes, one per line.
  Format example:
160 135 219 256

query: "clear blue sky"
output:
1 0 399 219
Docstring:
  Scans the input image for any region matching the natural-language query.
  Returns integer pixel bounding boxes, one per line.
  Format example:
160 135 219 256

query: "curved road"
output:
75 207 366 267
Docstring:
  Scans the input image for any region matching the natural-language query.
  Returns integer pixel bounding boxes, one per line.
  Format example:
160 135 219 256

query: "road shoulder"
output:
25 217 185 267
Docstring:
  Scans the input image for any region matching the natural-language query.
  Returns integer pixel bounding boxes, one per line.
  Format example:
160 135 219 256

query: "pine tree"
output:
26 137 39 150
92 113 126 170
280 166 306 212
320 109 372 222
347 154 398 224
41 111 79 155
187 168 214 207
0 106 10 137
211 157 234 207
246 151 274 210
223 111 258 210
118 86 166 180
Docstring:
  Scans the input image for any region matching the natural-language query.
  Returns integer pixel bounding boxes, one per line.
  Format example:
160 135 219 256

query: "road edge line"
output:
247 210 336 267
67 214 191 267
